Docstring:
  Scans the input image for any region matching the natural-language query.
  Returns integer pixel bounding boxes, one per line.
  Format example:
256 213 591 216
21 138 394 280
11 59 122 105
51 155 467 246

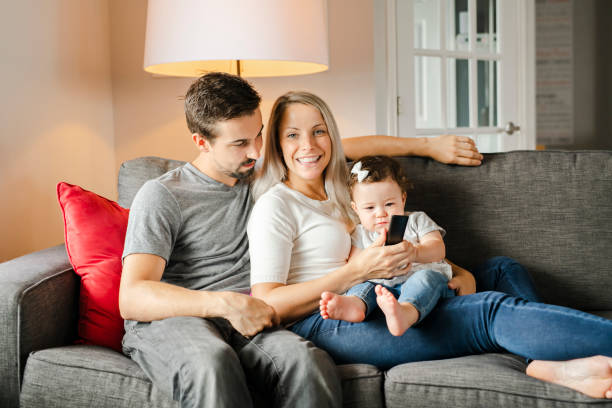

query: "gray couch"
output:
2 151 612 408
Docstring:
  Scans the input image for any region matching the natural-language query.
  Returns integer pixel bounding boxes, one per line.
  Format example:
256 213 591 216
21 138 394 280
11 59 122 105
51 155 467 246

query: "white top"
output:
351 211 452 285
248 183 351 286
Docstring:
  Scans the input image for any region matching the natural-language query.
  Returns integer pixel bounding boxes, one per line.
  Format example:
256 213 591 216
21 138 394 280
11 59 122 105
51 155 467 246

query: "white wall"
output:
110 0 376 170
0 0 116 261
0 0 377 261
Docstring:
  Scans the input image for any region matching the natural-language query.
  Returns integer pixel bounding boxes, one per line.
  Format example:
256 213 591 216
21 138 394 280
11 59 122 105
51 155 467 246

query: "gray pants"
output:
122 316 341 408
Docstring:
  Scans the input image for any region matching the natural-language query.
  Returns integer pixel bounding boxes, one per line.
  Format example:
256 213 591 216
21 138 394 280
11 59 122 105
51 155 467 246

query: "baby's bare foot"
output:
526 355 612 399
319 292 366 322
374 285 419 336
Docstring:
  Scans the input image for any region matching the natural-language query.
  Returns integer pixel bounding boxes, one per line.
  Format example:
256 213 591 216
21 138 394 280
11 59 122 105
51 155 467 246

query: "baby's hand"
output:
371 229 387 247
401 240 417 264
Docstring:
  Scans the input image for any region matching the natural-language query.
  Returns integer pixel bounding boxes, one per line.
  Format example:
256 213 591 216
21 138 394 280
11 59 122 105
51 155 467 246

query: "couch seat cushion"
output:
384 353 610 408
20 345 384 408
20 345 176 408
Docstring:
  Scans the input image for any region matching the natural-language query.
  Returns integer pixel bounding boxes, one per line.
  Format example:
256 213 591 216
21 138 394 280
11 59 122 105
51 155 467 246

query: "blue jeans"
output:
346 269 455 323
289 256 612 370
472 256 543 302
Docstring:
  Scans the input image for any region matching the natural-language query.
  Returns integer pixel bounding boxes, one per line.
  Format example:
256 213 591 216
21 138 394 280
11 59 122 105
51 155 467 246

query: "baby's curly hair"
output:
348 155 413 198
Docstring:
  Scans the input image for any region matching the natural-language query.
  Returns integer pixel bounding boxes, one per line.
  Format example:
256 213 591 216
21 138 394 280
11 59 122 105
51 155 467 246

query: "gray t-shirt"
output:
122 163 252 294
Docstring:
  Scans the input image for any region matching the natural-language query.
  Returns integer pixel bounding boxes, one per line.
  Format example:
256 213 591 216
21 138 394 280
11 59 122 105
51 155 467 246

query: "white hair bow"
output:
351 161 369 182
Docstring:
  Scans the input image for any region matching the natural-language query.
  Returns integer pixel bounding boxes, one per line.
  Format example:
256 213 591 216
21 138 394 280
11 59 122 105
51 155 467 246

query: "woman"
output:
247 91 612 399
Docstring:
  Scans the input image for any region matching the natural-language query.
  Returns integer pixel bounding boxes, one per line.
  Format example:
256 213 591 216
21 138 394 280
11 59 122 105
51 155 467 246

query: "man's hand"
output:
220 292 280 337
426 135 483 166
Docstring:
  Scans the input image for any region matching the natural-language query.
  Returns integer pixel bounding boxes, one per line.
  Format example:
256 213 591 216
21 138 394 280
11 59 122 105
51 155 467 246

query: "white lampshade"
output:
144 0 329 78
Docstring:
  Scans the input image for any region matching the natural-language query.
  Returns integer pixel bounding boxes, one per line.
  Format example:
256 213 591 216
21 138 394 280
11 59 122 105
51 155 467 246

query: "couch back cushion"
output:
398 150 612 311
118 152 612 311
118 156 186 208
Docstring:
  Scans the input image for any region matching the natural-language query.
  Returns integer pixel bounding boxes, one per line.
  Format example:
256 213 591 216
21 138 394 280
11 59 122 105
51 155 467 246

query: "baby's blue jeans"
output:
346 268 455 324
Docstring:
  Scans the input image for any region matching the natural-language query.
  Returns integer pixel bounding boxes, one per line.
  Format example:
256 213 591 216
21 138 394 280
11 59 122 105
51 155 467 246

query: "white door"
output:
382 0 536 153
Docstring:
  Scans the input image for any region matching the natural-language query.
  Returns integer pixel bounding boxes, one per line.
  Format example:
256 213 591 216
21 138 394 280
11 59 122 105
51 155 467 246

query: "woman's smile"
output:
296 154 323 166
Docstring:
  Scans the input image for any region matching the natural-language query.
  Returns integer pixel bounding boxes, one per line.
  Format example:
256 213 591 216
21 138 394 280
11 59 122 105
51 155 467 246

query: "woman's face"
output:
278 103 332 185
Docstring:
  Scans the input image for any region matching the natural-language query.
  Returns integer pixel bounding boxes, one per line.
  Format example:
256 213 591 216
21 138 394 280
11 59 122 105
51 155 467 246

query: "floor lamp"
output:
143 0 329 78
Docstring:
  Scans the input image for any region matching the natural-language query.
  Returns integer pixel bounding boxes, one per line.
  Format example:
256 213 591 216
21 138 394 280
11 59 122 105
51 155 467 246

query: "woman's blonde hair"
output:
252 91 356 227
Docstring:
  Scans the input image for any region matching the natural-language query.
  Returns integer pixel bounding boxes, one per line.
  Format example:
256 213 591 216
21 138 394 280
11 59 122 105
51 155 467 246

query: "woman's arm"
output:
251 263 360 325
445 259 476 296
347 245 362 261
341 135 483 166
251 238 414 324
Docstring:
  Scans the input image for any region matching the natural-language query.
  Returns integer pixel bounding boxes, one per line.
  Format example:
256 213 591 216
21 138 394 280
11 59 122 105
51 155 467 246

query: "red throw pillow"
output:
57 182 128 351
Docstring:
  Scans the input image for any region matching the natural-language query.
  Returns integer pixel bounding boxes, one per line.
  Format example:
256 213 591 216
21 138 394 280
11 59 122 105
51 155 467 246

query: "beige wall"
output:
109 0 193 169
0 0 116 261
1 0 376 261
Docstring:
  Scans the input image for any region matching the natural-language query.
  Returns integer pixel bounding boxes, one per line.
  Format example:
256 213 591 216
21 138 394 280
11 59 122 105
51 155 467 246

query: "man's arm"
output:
341 135 483 166
119 253 278 336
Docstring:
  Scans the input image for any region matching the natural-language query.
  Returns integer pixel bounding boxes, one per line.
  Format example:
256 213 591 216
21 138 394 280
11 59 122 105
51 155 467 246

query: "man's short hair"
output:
184 72 261 143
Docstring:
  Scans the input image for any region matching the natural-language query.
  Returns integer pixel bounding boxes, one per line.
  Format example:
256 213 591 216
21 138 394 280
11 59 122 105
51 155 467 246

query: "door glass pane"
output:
415 56 442 128
476 0 498 53
446 0 469 51
414 0 441 49
477 59 498 127
447 58 470 127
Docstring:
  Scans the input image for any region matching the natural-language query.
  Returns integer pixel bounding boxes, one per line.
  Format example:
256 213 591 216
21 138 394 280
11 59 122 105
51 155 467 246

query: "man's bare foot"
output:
374 285 419 336
526 355 612 399
319 292 366 322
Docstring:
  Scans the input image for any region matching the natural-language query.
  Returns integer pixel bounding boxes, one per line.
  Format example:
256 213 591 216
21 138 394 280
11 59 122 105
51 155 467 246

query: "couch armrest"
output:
0 244 78 408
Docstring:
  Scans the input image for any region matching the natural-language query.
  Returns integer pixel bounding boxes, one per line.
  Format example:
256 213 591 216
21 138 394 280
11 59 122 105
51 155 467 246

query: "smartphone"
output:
385 215 409 246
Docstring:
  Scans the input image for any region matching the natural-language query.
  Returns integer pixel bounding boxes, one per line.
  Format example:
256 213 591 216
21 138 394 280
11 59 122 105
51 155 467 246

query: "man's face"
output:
205 108 263 185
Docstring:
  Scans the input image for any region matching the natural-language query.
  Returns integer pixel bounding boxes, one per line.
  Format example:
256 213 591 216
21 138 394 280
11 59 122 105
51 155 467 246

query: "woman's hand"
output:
448 274 476 296
446 260 477 296
348 230 415 281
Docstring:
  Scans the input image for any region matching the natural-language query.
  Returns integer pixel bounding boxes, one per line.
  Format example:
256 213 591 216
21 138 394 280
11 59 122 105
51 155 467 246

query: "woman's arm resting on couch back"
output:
341 134 483 166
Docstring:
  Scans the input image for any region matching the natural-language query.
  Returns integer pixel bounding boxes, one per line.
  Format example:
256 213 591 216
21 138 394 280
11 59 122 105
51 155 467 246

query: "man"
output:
119 72 482 408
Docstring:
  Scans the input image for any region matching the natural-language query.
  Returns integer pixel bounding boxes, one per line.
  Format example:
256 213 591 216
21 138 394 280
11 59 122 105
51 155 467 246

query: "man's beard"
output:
226 159 256 180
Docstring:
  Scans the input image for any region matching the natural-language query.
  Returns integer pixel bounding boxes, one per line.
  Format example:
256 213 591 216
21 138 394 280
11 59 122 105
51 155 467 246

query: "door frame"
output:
374 0 536 151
